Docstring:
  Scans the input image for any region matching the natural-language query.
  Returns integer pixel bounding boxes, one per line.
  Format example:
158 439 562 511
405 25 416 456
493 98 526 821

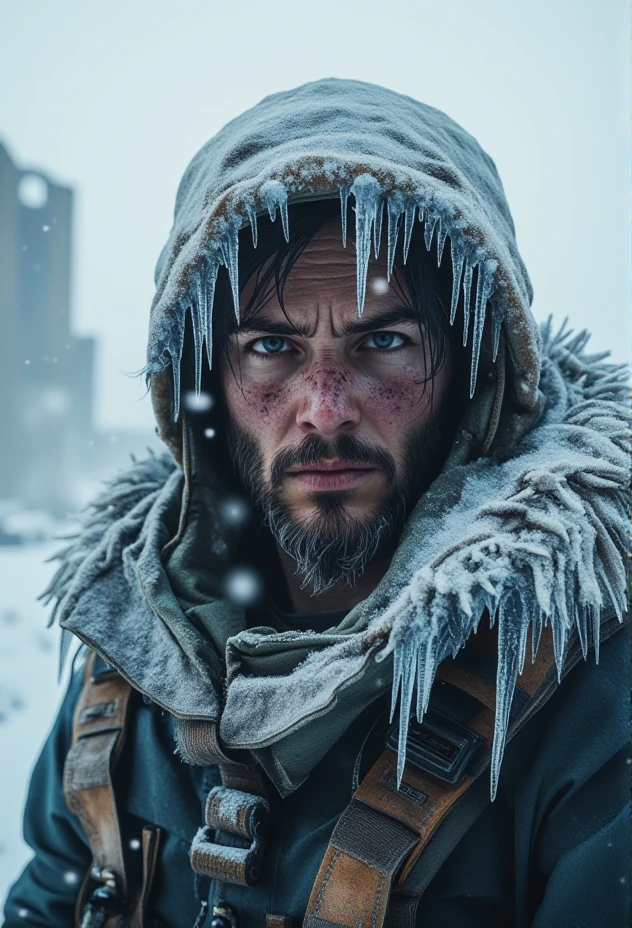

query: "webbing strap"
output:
190 785 270 886
385 894 419 928
304 625 557 928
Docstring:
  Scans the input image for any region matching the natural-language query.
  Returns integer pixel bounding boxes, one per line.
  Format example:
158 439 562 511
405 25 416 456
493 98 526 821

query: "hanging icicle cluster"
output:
164 174 505 420
377 321 630 799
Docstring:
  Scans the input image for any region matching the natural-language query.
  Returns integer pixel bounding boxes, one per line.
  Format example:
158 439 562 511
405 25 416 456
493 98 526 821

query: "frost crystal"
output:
340 185 350 248
219 226 240 323
385 191 405 280
261 180 290 242
349 174 382 315
165 174 505 419
382 321 630 799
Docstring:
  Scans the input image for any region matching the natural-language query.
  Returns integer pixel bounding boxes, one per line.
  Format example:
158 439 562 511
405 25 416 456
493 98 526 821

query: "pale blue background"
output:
0 0 628 432
0 0 629 906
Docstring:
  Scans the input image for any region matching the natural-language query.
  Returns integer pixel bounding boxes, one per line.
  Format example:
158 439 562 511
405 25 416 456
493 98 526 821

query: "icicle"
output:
394 640 416 785
261 179 290 242
386 192 405 281
491 301 503 361
490 592 523 800
449 241 465 326
424 215 438 253
469 260 496 397
246 205 258 248
517 617 529 676
349 174 382 315
190 296 203 396
552 615 568 681
204 259 219 367
171 349 182 421
402 201 416 264
530 611 542 663
196 265 208 346
436 218 447 266
415 644 425 720
58 628 73 681
576 606 589 659
390 642 404 723
339 185 350 248
279 200 289 243
462 260 474 346
419 636 438 718
590 606 600 663
373 197 384 258
219 226 240 322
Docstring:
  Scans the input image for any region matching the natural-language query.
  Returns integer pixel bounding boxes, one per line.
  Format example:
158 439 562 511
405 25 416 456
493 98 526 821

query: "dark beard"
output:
226 423 447 594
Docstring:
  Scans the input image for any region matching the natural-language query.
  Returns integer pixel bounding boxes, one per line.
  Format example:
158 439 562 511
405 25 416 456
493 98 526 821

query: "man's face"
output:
221 219 452 592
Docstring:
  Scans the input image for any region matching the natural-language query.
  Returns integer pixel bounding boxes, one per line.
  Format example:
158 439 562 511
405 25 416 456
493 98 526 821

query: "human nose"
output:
295 363 361 436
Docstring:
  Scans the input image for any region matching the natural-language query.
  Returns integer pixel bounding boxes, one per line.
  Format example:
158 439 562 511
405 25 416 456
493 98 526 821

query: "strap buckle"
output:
387 708 483 784
190 786 270 886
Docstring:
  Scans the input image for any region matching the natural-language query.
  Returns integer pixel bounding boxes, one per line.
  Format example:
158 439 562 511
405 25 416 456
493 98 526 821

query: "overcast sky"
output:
1 0 628 432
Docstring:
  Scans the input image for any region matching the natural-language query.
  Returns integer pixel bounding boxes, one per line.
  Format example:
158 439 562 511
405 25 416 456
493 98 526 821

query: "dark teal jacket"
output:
3 626 630 928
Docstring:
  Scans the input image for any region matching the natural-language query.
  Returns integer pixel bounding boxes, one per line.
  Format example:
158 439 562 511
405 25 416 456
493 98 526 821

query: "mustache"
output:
270 434 396 488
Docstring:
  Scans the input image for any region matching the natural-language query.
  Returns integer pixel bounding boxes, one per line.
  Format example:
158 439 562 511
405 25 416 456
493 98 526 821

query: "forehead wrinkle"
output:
236 303 418 341
238 219 402 338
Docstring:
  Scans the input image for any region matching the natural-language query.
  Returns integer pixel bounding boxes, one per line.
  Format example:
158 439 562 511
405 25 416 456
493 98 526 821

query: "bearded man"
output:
4 79 630 928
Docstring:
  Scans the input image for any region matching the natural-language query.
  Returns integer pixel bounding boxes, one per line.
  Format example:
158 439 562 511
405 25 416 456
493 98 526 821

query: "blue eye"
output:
367 332 405 350
252 336 287 354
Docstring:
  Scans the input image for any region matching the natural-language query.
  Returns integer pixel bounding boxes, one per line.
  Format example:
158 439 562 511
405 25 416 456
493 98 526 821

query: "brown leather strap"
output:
64 652 133 927
304 626 557 928
304 703 495 928
65 651 163 928
267 916 293 928
129 825 163 928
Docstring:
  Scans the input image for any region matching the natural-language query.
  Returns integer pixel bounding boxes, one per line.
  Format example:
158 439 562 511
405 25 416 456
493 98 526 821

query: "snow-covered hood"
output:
147 77 540 460
47 323 630 799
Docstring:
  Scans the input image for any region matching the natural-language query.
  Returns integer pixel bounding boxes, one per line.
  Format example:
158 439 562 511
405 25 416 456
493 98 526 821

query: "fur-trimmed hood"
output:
45 323 630 798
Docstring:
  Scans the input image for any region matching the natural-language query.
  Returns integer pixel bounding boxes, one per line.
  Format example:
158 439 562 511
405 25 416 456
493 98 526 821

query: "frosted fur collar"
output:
45 323 630 797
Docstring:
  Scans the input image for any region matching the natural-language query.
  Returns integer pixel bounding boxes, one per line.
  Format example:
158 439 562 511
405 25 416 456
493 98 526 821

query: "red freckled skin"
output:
221 219 451 612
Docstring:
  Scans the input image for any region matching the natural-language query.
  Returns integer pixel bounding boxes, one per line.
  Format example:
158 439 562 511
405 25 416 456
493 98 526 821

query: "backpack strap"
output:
64 650 162 928
303 624 558 928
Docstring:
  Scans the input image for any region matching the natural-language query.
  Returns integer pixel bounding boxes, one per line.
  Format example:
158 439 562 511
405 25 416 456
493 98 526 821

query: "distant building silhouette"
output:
0 141 157 516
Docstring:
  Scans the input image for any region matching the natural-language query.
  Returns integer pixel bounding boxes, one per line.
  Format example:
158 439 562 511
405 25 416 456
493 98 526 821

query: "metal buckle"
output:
387 709 483 784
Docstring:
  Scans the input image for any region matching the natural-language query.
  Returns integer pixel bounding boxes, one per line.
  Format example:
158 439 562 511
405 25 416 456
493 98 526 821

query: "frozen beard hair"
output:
226 420 448 594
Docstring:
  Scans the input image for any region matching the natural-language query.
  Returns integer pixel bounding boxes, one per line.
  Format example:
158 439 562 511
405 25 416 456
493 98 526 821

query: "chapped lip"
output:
286 459 376 474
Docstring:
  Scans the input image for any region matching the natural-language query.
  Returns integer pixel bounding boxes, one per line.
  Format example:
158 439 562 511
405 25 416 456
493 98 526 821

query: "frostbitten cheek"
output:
222 359 442 486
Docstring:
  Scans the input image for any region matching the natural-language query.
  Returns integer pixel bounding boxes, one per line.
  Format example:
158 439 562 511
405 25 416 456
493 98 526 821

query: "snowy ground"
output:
0 540 68 911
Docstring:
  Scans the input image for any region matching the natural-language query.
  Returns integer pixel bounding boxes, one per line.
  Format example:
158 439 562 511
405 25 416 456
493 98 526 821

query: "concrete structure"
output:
0 142 156 516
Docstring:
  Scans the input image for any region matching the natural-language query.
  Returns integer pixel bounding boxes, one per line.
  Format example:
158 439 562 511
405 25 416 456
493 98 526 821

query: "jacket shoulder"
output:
41 452 177 630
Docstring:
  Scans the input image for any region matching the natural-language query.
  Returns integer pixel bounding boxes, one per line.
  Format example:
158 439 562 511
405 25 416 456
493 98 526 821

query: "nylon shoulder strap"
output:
303 624 558 928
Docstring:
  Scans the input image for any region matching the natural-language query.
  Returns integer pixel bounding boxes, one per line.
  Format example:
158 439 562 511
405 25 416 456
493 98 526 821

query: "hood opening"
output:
152 195 515 467
148 80 542 458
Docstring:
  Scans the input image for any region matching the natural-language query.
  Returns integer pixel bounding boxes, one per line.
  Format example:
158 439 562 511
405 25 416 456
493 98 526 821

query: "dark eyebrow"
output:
337 307 419 336
233 318 312 337
233 307 419 339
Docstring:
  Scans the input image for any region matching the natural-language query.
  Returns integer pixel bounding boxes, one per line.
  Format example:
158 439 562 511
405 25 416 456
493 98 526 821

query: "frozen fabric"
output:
46 323 630 798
